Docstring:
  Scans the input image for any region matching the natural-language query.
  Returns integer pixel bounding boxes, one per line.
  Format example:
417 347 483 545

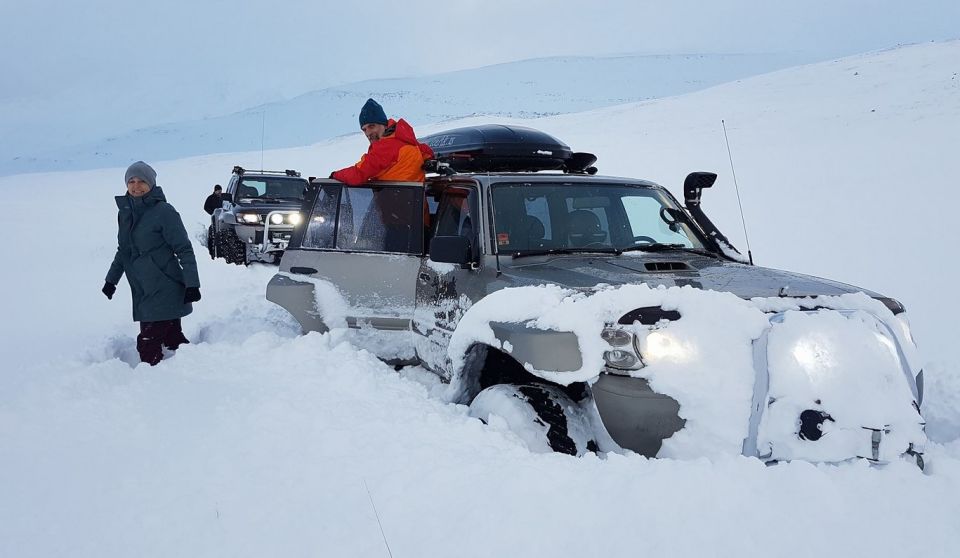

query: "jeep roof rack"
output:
232 165 302 177
420 125 597 174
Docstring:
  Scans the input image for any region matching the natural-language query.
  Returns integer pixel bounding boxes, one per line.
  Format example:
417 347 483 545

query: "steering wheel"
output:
632 236 656 244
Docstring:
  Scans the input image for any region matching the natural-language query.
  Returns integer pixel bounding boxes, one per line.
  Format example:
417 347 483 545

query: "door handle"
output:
290 266 318 275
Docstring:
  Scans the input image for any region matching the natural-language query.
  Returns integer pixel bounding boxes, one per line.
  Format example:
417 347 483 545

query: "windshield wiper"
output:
619 243 719 258
512 247 622 259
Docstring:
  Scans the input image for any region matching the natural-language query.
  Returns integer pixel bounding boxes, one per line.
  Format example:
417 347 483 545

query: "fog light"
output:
287 213 302 225
270 213 284 225
604 349 641 370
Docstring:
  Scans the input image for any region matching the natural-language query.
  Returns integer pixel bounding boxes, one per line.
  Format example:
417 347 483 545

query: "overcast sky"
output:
2 0 958 145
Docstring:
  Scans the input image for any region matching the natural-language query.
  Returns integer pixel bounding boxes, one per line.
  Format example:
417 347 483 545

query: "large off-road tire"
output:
469 383 594 456
206 225 217 259
219 228 247 266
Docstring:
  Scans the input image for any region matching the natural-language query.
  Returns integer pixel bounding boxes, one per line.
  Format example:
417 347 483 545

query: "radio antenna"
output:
260 111 266 171
721 119 754 265
363 479 394 558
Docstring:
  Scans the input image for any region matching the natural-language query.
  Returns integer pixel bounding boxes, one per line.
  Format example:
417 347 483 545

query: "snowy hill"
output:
2 41 959 557
0 52 806 176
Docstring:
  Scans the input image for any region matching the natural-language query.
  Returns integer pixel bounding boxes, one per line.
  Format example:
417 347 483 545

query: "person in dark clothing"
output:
103 161 202 366
203 184 223 215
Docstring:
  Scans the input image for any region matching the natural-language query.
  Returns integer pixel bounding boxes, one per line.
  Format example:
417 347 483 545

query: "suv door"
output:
268 180 426 340
413 183 484 375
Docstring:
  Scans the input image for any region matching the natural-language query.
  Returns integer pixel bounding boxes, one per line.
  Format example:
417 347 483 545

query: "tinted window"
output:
302 184 340 249
337 187 424 254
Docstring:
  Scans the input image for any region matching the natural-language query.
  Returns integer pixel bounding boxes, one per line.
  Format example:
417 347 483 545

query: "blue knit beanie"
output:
124 161 157 188
358 98 388 127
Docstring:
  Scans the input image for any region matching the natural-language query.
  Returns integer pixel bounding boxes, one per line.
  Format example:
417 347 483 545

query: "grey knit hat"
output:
124 161 157 188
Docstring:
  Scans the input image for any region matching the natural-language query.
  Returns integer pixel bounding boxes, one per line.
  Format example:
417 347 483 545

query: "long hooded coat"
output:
105 186 200 322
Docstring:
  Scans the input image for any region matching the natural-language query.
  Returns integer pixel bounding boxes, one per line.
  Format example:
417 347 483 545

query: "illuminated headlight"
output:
602 327 645 370
641 331 694 362
287 213 302 225
239 213 261 224
270 213 284 225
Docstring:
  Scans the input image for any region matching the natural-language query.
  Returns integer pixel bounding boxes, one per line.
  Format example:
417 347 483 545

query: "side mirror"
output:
683 172 717 207
221 192 234 203
430 235 472 266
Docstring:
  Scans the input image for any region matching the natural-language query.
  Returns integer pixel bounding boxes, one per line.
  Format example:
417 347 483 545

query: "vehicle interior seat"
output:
237 185 259 198
516 215 546 249
567 210 607 247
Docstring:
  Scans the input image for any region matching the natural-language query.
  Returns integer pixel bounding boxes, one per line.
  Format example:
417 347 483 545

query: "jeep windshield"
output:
491 182 710 256
236 177 306 201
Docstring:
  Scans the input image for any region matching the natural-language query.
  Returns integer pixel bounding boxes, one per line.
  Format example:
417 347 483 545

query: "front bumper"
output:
588 308 925 466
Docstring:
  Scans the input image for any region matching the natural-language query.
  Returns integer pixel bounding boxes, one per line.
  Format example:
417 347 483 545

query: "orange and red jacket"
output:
331 118 435 186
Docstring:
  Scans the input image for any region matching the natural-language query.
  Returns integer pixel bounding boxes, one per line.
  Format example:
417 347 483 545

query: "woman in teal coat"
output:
103 161 201 365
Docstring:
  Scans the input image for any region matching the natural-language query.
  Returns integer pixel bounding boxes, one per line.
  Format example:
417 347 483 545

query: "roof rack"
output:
232 165 302 177
420 125 597 174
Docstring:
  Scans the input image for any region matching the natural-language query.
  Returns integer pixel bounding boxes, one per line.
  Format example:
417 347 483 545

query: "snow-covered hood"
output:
500 253 881 299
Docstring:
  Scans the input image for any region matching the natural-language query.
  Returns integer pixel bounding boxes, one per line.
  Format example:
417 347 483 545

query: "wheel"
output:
206 225 217 259
469 383 594 456
219 229 247 265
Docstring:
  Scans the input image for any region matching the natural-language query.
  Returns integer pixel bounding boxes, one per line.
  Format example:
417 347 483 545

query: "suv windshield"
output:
236 177 306 200
492 182 707 255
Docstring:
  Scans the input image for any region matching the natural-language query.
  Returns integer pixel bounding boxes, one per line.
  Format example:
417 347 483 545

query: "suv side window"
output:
435 187 479 257
435 188 476 236
337 186 424 254
302 184 340 249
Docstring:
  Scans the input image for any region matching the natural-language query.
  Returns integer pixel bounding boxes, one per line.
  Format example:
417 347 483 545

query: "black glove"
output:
184 287 201 304
102 281 116 300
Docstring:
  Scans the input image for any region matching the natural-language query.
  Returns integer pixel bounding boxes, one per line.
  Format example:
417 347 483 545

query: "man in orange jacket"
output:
331 98 434 185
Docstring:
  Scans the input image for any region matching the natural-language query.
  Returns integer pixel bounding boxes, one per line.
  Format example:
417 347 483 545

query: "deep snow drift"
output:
2 41 960 557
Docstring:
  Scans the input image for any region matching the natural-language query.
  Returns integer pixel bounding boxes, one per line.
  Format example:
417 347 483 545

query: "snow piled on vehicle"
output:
448 284 925 461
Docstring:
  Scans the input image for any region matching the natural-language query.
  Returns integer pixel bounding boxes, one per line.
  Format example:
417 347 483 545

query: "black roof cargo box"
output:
421 125 578 172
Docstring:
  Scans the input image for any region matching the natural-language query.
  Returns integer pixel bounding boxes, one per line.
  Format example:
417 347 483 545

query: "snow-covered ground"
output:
2 41 959 556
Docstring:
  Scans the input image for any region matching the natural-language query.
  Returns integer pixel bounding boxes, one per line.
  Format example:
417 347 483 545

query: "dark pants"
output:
137 319 189 366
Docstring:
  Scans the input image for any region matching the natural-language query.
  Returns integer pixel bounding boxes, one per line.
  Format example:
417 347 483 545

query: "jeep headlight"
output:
287 213 302 226
239 212 261 224
602 327 645 371
270 213 284 225
640 330 695 363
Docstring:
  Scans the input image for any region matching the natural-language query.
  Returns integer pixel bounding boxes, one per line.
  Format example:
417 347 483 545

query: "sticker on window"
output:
497 232 510 246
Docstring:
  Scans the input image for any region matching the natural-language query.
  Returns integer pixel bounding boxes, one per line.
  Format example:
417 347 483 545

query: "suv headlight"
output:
601 327 645 371
270 213 284 225
287 213 302 225
238 212 262 224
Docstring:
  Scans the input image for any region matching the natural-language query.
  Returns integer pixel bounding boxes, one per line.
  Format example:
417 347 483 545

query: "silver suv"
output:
208 166 308 265
266 125 926 466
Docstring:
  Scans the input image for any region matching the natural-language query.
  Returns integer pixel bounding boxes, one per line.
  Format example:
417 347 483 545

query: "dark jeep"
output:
208 166 309 265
